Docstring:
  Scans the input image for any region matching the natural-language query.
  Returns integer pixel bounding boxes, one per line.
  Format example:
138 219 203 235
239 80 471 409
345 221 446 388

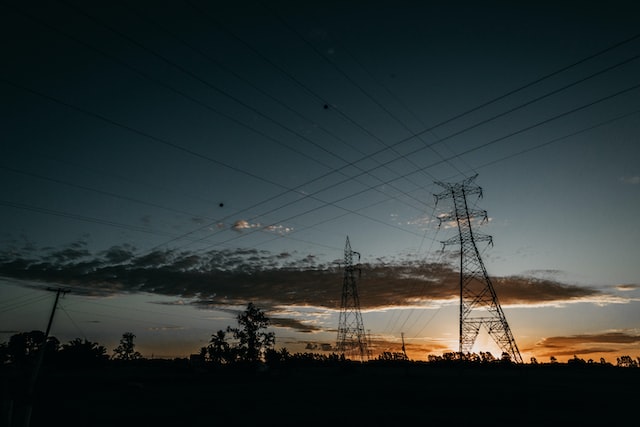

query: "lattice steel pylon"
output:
336 236 369 361
434 175 523 363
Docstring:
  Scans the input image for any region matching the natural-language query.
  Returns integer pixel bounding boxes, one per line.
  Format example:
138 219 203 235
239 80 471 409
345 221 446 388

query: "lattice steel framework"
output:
336 236 369 361
434 175 523 363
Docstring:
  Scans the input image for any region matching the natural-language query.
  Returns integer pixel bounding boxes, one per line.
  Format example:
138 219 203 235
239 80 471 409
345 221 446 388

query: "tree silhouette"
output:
202 329 233 364
568 355 587 365
112 332 142 361
616 355 638 368
59 338 109 367
226 303 275 363
5 330 59 366
376 351 408 361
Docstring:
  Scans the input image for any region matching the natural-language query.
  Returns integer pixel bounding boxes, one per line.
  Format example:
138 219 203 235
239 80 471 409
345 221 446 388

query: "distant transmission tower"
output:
434 175 523 363
336 236 369 361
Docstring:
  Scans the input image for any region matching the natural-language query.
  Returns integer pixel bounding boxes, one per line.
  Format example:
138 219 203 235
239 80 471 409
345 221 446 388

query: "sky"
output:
1 0 640 363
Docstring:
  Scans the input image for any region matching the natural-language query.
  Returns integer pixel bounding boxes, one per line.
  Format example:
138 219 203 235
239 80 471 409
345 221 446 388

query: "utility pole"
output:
434 175 522 363
401 332 408 360
336 236 369 362
23 287 67 427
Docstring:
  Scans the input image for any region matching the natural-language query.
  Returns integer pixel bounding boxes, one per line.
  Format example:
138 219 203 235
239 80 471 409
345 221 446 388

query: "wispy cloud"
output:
231 219 259 231
231 219 293 235
615 283 640 292
263 224 294 235
530 331 640 358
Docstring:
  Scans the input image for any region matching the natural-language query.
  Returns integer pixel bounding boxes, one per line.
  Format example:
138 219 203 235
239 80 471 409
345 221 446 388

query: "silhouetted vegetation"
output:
375 351 409 362
200 302 275 366
57 338 108 368
1 331 59 369
2 339 640 427
2 304 640 426
112 332 142 361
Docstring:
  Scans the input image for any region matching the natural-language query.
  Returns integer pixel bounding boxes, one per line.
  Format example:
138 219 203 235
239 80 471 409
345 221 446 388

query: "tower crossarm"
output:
434 174 483 202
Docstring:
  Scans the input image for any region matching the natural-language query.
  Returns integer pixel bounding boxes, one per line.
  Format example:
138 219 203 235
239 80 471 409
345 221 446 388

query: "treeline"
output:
0 330 152 369
424 351 640 368
2 302 639 370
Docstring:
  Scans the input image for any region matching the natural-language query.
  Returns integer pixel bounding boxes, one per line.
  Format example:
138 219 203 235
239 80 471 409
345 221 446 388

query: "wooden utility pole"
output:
401 332 407 360
22 288 66 427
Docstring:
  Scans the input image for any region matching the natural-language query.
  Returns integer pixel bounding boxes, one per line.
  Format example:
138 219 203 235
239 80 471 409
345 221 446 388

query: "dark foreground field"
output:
3 361 638 426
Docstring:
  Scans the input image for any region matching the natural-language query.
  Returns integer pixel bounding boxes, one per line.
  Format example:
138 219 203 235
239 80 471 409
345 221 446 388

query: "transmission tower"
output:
434 175 523 363
336 236 369 361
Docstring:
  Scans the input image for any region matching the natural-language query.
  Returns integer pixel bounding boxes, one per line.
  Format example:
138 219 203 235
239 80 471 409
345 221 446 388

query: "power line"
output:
116 0 437 220
1 79 422 252
49 0 345 171
411 52 640 150
140 21 640 255
63 298 232 332
31 151 222 210
9 59 636 256
3 3 639 364
415 82 640 172
53 0 433 214
202 87 640 335
148 78 640 254
0 78 289 191
58 302 87 341
0 164 219 221
393 107 640 337
469 107 640 175
394 30 640 144
187 0 640 194
4 73 637 262
183 0 427 163
271 80 640 222
5 2 639 263
118 1 385 166
333 35 477 177
186 191 429 253
0 199 175 238
5 4 440 254
0 294 52 315
262 1 468 180
312 79 640 199
0 81 424 258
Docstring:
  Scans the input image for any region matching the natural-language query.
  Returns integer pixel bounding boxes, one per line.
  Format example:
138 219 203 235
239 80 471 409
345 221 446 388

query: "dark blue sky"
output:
1 0 639 361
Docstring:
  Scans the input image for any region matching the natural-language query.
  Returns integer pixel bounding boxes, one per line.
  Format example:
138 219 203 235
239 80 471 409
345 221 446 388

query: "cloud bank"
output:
3 242 638 360
0 242 611 311
529 331 640 359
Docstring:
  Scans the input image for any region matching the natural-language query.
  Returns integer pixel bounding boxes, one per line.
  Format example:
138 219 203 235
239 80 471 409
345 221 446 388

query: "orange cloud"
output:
529 332 640 360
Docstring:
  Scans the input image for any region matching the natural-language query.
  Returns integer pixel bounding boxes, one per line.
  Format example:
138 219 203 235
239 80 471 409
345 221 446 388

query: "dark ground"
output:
2 361 638 426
